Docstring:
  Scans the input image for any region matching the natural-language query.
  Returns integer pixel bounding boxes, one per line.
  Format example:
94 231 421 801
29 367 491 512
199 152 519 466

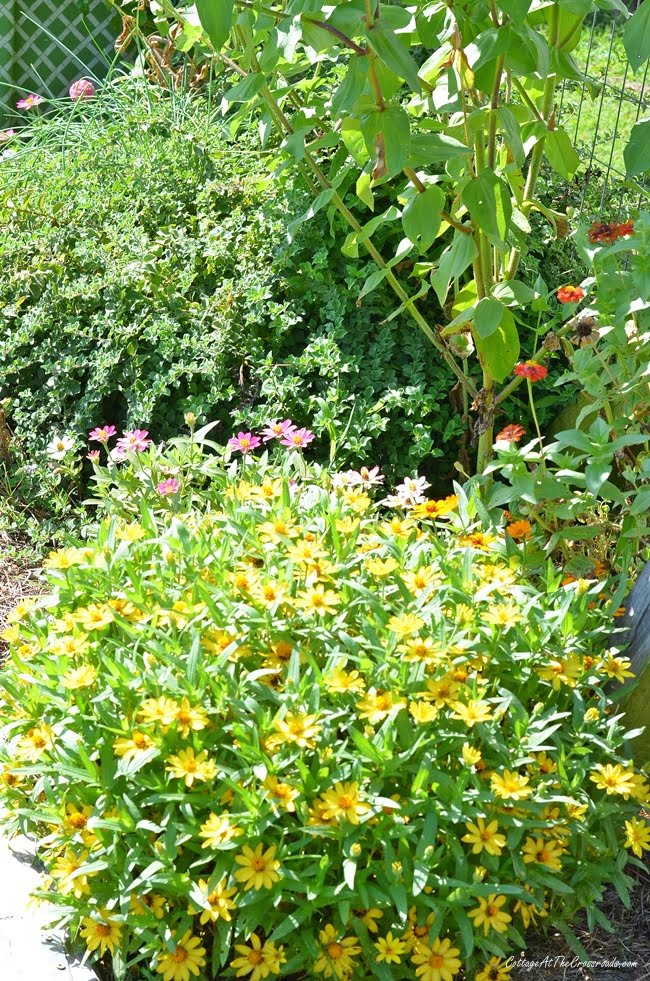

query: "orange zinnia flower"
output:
496 423 526 443
513 361 548 382
506 519 533 541
556 285 585 304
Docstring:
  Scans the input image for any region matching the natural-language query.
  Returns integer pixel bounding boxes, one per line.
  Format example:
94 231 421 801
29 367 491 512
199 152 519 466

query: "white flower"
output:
382 475 430 507
46 435 76 460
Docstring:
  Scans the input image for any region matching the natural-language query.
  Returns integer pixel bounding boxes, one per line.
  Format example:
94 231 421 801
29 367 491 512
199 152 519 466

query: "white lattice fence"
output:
0 0 119 122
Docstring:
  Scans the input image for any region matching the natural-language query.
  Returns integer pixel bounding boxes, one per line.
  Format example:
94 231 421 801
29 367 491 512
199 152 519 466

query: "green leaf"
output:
356 170 374 210
195 0 234 51
365 22 422 93
462 169 512 246
624 117 650 177
496 107 525 166
474 297 505 338
223 73 266 104
623 0 650 71
498 0 532 23
430 231 478 305
341 117 370 166
544 128 580 179
362 105 411 177
407 133 470 166
474 307 520 381
492 280 534 304
402 185 445 253
332 57 368 115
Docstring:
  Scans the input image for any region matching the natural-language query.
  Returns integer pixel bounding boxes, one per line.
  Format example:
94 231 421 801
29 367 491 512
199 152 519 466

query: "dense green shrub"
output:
0 83 466 487
1 429 648 980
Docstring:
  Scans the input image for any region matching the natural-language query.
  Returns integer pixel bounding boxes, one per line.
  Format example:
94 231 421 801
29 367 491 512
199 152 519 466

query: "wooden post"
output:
612 562 650 762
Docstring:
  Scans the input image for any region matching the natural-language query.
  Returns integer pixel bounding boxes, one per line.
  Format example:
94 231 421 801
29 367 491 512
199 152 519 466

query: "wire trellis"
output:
557 9 649 218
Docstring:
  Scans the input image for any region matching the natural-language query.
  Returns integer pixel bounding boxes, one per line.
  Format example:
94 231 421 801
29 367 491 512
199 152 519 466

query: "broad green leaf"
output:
223 73 266 104
474 308 520 382
498 0 532 23
356 170 374 211
430 231 478 305
474 297 505 338
195 0 234 50
544 128 580 179
362 105 411 177
365 22 422 93
407 132 470 166
624 117 650 177
402 185 445 253
331 57 368 115
623 0 650 70
492 280 535 305
462 169 512 246
341 117 370 166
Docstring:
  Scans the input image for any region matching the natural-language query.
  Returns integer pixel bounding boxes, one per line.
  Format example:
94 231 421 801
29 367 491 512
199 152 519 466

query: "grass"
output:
559 19 648 200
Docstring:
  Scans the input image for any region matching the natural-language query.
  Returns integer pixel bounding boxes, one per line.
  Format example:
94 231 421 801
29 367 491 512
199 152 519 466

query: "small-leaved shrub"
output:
0 425 648 981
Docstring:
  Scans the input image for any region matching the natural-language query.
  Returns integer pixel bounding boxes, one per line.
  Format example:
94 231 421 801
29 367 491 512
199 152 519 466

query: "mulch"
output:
0 531 42 659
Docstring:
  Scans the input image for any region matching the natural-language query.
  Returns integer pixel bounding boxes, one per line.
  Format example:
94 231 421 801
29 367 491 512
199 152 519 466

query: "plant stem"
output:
488 55 505 170
527 379 547 472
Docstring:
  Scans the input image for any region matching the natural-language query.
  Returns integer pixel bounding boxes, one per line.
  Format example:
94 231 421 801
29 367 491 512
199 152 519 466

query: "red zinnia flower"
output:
556 285 585 304
588 220 634 245
496 424 526 443
513 361 548 382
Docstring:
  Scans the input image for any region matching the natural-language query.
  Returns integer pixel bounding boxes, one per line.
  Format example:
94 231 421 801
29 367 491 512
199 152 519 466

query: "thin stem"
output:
527 379 547 472
488 55 505 170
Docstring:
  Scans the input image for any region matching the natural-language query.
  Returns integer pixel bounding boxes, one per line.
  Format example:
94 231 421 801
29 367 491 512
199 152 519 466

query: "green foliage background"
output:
0 86 466 482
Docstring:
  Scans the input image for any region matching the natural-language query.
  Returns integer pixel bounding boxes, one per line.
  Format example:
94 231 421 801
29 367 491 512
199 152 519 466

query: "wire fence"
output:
557 10 649 218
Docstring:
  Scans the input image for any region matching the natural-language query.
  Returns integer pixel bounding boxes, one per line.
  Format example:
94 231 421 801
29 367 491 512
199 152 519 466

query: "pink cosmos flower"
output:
69 79 95 100
115 429 152 455
280 427 315 449
227 432 261 455
157 477 180 496
88 424 117 443
16 94 44 110
0 130 15 143
87 450 100 463
261 419 296 442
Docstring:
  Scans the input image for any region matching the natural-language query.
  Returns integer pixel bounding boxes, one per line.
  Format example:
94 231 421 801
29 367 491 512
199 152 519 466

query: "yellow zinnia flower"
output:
80 909 122 957
314 924 361 979
317 781 369 824
624 817 650 858
234 843 281 891
462 818 506 856
199 812 243 850
165 747 217 787
467 894 512 935
490 769 533 800
521 836 565 870
230 934 285 980
113 730 155 761
411 936 462 981
451 699 494 727
157 930 206 981
590 763 638 798
475 955 512 981
266 711 322 750
190 877 238 924
375 931 406 964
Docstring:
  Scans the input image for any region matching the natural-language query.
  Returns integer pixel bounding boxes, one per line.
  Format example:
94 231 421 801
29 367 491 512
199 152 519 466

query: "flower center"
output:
486 904 499 917
95 924 111 938
69 814 87 828
429 954 444 968
338 795 353 809
171 948 188 964
252 858 267 872
327 943 344 960
248 951 263 965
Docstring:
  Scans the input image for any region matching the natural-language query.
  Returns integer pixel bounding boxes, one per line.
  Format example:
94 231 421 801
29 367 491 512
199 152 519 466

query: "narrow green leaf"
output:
223 73 266 104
